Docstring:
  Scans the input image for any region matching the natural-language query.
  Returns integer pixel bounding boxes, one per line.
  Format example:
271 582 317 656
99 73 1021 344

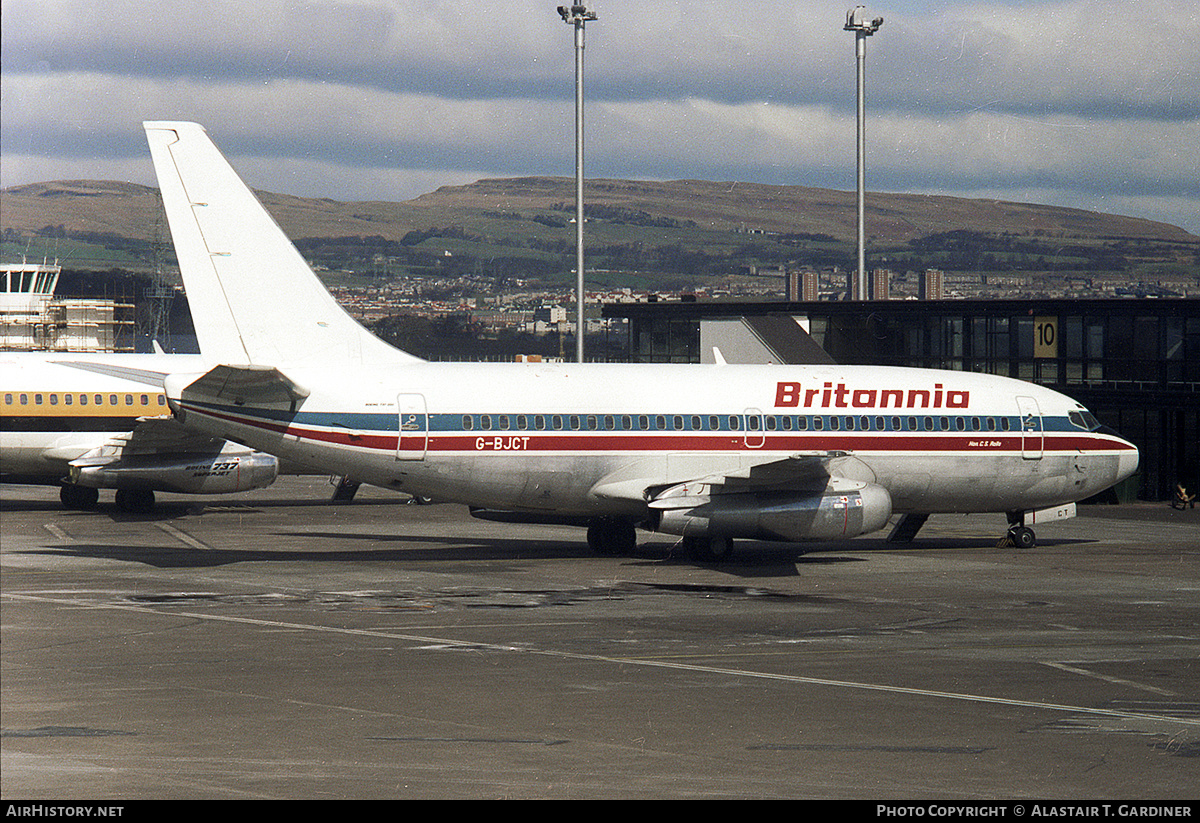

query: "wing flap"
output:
590 451 848 506
647 452 846 509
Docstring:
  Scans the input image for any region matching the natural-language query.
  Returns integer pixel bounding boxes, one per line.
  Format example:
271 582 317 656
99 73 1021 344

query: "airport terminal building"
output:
603 297 1199 502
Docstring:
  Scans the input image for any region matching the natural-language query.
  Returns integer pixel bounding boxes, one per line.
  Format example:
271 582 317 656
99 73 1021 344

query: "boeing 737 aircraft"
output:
144 121 1139 559
1 351 278 512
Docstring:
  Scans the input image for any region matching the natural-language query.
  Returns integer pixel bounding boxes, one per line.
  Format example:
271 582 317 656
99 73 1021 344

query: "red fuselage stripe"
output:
182 403 1135 456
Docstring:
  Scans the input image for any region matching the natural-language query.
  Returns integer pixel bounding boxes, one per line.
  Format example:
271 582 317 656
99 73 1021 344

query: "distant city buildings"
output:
786 270 820 302
871 268 890 300
919 268 944 301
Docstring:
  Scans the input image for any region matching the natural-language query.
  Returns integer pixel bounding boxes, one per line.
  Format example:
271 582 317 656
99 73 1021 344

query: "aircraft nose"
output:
1116 440 1140 483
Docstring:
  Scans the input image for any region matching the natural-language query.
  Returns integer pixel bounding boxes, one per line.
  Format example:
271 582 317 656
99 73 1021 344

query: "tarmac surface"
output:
2 477 1197 800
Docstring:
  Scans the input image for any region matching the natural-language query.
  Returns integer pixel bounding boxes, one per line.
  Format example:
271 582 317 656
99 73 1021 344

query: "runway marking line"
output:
42 524 72 542
1042 660 1178 697
4 590 1197 732
156 522 212 551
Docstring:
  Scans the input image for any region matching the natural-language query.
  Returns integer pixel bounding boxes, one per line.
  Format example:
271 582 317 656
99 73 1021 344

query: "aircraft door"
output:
744 408 765 449
1016 396 1042 460
397 393 428 461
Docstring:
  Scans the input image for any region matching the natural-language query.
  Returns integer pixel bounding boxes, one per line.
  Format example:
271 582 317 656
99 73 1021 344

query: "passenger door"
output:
397 393 427 461
1016 396 1042 460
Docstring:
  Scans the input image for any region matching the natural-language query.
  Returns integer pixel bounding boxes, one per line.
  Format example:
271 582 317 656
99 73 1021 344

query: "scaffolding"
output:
1 262 134 352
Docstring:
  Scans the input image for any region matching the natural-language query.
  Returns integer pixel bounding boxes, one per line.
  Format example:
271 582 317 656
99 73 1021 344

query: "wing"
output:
589 451 853 507
66 414 279 495
89 414 234 455
646 451 853 509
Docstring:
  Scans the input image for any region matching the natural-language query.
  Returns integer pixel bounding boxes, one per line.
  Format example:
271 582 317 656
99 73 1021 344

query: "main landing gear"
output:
59 484 99 510
58 484 156 513
115 488 156 514
1004 512 1036 549
586 517 638 556
680 535 734 562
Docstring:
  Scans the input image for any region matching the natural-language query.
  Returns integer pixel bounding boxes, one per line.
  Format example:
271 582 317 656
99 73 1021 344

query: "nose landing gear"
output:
1004 511 1036 548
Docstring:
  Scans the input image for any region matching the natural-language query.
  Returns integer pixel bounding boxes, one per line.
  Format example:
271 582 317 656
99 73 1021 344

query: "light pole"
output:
559 4 597 362
844 6 882 301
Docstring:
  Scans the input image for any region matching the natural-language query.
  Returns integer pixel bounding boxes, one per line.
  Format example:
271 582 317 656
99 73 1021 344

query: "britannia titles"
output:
775 381 969 410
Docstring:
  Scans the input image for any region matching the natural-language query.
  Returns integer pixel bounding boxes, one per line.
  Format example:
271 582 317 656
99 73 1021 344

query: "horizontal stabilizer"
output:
168 364 309 410
52 360 172 388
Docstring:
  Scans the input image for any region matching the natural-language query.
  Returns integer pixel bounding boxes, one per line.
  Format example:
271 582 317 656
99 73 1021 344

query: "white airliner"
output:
1 351 279 512
144 121 1139 559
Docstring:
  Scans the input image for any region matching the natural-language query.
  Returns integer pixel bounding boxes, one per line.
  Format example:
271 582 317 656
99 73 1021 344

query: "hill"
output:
3 178 1195 287
4 177 1193 244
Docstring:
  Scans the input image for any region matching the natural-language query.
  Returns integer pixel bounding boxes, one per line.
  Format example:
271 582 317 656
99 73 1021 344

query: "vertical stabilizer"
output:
143 121 419 367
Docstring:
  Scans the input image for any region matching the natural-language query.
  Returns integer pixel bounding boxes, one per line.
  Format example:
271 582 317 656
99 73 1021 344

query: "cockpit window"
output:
1069 410 1101 431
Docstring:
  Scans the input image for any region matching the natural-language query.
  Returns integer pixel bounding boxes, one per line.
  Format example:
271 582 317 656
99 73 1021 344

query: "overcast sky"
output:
2 0 1197 233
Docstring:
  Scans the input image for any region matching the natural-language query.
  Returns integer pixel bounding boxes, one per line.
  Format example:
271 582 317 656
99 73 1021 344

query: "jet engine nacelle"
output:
653 483 892 542
69 452 278 495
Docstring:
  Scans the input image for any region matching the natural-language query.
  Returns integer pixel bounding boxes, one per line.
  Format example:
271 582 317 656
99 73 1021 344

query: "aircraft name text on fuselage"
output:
775 381 969 410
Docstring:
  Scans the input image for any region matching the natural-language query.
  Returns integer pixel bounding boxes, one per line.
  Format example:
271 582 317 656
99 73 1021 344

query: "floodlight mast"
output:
559 4 597 362
844 6 882 301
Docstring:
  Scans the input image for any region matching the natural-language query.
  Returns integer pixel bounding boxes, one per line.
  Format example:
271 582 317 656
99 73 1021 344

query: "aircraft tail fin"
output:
143 121 420 368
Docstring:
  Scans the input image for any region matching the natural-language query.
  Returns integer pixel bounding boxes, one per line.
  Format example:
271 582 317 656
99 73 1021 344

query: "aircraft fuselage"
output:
168 361 1138 521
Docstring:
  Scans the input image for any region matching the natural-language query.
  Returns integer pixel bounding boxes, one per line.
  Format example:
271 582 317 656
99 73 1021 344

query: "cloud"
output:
2 0 1197 232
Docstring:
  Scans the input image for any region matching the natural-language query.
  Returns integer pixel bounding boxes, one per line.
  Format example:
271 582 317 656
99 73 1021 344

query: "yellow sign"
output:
1035 316 1058 358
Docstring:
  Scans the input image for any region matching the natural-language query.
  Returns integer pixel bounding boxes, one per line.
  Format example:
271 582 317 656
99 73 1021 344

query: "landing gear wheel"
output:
683 535 734 563
587 518 637 556
1009 526 1036 549
115 488 156 514
59 484 99 510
